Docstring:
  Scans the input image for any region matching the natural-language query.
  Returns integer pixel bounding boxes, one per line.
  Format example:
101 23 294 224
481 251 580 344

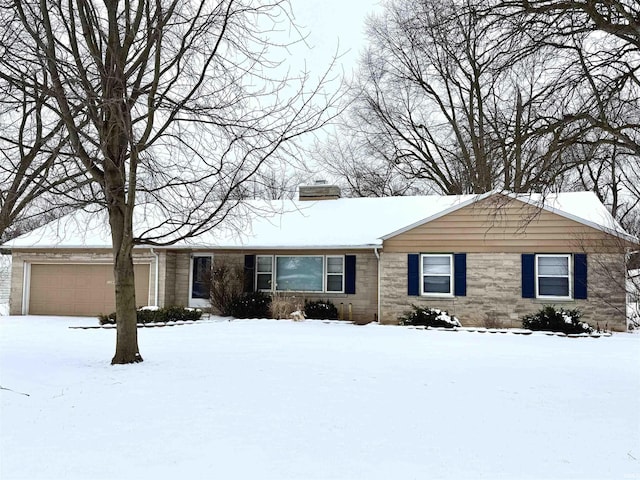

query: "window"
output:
326 256 344 292
276 256 323 292
421 254 453 296
256 255 273 291
536 254 571 298
255 255 349 293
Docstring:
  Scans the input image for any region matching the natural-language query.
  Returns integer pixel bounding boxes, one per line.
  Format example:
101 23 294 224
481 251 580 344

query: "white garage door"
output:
28 264 150 316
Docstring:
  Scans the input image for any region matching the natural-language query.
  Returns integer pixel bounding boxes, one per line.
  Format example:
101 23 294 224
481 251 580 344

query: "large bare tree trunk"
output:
109 206 141 364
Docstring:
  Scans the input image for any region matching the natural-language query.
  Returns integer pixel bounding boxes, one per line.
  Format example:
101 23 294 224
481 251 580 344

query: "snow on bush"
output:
399 305 461 328
304 300 339 320
98 306 202 325
522 305 593 334
228 291 271 319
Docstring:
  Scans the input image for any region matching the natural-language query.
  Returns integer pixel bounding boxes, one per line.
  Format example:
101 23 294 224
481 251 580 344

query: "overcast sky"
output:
287 0 383 78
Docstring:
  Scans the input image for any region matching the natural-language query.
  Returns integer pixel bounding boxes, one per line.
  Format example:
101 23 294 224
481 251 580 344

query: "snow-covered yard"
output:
1 316 639 480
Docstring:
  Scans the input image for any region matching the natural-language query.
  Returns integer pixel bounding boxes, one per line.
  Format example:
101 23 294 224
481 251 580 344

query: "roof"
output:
3 191 636 250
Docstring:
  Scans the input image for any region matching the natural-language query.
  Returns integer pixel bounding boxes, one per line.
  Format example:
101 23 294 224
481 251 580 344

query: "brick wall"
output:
379 252 627 331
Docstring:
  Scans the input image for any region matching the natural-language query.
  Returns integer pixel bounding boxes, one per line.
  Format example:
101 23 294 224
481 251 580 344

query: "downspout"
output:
374 247 381 323
150 248 160 307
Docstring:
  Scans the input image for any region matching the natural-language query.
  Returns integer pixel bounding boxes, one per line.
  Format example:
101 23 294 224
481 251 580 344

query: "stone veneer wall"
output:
165 250 379 323
379 252 627 331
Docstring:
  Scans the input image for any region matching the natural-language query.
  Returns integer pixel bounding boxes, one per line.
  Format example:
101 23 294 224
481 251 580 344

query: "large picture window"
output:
536 254 571 298
421 254 453 296
255 255 347 293
276 256 323 292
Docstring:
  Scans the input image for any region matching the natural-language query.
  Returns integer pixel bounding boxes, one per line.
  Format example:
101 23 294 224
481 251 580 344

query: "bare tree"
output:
312 128 425 197
0 0 339 364
490 0 640 224
0 68 90 242
326 0 584 196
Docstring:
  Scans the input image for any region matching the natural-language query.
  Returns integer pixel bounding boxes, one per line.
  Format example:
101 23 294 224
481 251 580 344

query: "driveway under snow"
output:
1 316 639 479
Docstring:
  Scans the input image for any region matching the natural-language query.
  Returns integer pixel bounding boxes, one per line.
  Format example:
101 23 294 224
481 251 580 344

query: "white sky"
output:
287 0 383 79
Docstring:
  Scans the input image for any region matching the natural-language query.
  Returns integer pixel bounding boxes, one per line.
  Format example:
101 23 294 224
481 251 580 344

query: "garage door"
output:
28 264 150 316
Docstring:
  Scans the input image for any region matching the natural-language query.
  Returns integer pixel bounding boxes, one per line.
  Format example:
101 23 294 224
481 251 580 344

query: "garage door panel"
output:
29 264 150 316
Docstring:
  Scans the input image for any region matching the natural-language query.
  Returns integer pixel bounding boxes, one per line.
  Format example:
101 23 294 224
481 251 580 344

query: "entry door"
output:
189 255 212 307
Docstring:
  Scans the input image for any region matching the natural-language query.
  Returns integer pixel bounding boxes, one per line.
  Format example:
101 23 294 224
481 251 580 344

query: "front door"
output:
189 255 212 308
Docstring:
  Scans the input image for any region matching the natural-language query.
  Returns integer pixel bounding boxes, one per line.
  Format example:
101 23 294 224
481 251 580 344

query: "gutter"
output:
374 247 381 323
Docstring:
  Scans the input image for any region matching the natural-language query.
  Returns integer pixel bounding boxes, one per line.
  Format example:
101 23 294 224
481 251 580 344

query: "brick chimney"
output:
298 180 341 201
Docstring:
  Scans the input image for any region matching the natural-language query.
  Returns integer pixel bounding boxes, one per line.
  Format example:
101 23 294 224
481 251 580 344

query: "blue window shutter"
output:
244 255 255 293
454 253 467 296
408 254 420 296
345 255 356 294
574 254 588 299
522 254 535 298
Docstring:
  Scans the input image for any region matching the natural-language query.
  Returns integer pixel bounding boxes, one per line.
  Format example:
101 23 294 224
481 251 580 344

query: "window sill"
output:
534 296 574 302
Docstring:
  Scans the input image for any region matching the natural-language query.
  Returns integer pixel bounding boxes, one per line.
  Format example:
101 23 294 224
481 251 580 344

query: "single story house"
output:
3 187 638 330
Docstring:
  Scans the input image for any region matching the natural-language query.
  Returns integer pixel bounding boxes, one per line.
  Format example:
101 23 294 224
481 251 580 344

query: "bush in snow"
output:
228 291 271 319
98 306 202 325
270 292 303 320
209 258 244 316
398 305 461 328
521 305 593 334
304 300 338 320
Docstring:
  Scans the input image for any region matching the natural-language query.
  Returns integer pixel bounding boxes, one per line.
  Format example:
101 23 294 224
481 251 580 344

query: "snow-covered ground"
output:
1 316 639 480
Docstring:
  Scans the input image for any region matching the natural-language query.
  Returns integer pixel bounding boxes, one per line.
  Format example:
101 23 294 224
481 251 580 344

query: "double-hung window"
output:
536 254 571 299
326 256 344 292
421 254 453 296
256 255 273 291
255 255 346 293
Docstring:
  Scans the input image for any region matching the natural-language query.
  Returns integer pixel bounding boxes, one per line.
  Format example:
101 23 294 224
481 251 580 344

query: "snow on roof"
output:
3 191 635 250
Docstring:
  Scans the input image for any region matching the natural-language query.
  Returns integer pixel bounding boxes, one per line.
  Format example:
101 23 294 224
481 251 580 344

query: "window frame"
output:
255 255 274 292
535 253 572 300
325 255 345 293
274 255 324 293
420 253 454 297
255 255 346 293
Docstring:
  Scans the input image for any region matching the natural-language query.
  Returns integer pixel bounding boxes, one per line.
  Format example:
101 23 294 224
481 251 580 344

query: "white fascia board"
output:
5 243 382 251
152 243 382 251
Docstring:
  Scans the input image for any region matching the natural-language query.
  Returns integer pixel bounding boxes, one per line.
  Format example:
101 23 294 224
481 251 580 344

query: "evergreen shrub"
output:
399 305 461 328
304 300 339 320
228 291 272 319
98 306 202 325
521 305 593 334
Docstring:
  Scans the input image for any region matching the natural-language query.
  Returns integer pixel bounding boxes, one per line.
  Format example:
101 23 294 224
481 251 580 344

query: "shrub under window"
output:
304 300 339 320
228 291 272 319
399 305 461 328
522 305 593 334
